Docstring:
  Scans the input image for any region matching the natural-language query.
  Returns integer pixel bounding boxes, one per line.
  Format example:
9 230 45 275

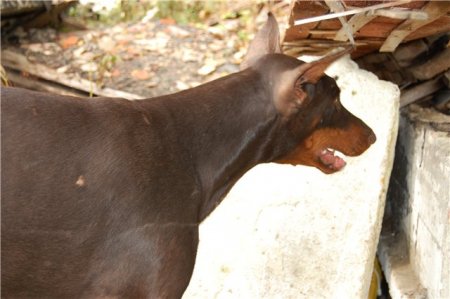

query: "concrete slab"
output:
184 56 400 299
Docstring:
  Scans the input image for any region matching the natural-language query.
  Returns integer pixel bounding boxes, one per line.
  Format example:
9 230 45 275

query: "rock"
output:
80 62 97 72
183 56 400 298
176 80 189 90
197 59 217 76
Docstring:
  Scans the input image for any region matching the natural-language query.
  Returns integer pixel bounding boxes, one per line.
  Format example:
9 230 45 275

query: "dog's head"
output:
241 13 376 174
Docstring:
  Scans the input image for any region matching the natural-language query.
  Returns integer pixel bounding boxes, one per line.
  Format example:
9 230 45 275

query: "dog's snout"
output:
367 130 376 144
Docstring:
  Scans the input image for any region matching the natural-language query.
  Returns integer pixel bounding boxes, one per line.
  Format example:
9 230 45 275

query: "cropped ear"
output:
240 12 281 70
275 47 353 115
295 47 353 85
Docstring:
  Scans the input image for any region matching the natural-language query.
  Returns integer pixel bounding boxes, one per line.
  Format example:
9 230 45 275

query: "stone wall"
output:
379 105 450 299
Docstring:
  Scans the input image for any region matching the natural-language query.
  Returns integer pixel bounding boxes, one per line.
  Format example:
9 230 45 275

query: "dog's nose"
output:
368 131 376 144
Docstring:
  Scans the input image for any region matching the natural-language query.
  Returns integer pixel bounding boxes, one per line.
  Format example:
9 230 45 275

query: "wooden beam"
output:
294 1 411 26
325 0 355 44
335 13 377 41
400 77 444 107
334 5 427 42
380 1 450 52
1 50 145 100
408 48 450 81
392 39 428 63
405 16 450 42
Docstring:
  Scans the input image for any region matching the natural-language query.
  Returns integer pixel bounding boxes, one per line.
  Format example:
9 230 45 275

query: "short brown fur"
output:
1 14 375 298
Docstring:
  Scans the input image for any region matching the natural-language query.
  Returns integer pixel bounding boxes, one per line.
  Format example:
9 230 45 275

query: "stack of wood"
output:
356 33 449 113
282 0 450 113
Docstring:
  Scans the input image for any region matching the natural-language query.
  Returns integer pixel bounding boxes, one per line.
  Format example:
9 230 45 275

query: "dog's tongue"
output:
319 149 346 171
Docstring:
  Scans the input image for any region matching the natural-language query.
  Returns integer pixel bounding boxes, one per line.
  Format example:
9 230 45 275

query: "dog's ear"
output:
274 47 353 116
295 47 352 85
240 12 281 70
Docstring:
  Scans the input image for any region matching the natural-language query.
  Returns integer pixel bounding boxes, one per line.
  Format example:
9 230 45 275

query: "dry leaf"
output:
60 35 79 49
56 65 69 73
81 62 98 72
134 32 170 52
111 69 121 77
160 18 176 25
146 78 159 87
166 26 190 38
131 69 150 80
98 36 116 52
182 49 198 62
73 46 86 58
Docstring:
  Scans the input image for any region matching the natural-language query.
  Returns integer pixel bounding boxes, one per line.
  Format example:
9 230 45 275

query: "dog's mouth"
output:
277 126 376 174
318 148 346 172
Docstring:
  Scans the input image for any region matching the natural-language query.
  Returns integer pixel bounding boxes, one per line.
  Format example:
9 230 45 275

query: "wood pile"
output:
283 0 450 113
356 33 449 112
1 0 76 35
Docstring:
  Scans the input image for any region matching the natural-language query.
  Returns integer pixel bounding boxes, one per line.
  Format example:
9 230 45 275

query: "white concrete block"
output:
415 218 443 299
378 106 450 299
184 57 399 299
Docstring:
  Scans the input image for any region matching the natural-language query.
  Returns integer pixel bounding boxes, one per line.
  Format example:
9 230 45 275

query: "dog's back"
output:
2 88 201 297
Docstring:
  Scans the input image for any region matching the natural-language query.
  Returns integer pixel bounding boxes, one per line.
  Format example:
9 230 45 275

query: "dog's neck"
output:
140 69 290 221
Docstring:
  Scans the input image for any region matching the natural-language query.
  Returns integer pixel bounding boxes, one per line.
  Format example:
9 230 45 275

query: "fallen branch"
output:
1 50 145 100
3 67 86 97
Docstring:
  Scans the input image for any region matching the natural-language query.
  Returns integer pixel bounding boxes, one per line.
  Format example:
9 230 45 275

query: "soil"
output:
1 17 251 98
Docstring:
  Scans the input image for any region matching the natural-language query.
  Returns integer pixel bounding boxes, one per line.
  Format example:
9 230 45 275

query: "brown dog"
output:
1 13 375 298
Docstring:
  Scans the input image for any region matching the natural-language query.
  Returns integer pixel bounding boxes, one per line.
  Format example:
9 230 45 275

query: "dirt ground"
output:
1 5 289 98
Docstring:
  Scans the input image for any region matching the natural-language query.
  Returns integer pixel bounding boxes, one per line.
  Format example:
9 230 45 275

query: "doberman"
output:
1 13 375 298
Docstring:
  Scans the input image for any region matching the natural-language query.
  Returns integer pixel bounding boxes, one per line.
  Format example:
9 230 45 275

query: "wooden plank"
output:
380 1 450 52
373 8 428 20
392 39 428 64
289 0 329 24
409 48 450 81
355 16 403 38
283 39 352 47
317 19 341 30
400 77 444 107
335 4 423 40
285 0 329 42
404 16 450 42
284 25 314 41
335 12 377 41
325 0 355 44
293 0 413 26
444 70 450 88
1 50 145 99
283 37 382 59
309 29 338 35
343 0 427 9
